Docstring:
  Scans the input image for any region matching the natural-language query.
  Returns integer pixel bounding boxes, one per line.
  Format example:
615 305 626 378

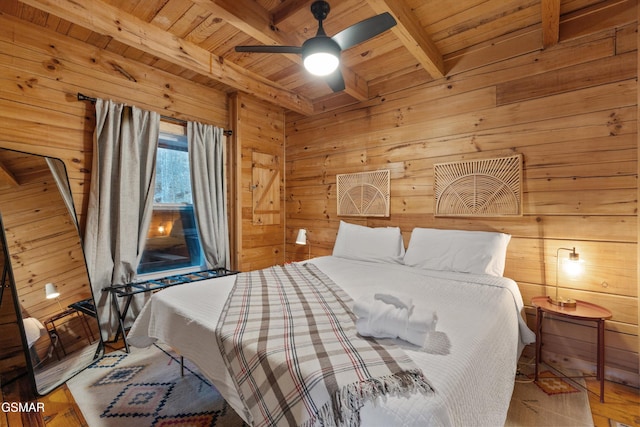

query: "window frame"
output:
136 124 206 279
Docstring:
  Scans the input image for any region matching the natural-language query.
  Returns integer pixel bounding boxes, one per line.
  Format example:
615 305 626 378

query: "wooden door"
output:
251 151 280 225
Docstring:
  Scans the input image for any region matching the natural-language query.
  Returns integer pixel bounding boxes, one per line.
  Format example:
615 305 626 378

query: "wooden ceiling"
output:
0 0 619 115
0 149 49 188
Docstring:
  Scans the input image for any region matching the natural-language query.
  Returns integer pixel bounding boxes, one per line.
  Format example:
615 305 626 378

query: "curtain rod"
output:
77 93 233 136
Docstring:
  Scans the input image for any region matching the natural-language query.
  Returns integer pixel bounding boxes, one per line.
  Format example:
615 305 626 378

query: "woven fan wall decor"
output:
337 170 390 217
434 154 523 217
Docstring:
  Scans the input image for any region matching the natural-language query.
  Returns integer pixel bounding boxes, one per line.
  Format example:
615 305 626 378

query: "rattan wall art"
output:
434 154 523 217
337 169 390 217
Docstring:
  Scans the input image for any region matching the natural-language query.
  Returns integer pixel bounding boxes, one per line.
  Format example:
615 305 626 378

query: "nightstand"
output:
531 296 612 402
44 308 79 358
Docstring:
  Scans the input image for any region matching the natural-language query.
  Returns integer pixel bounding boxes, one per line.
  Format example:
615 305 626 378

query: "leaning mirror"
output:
0 148 103 395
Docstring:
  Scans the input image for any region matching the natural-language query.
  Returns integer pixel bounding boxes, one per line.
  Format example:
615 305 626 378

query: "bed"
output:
127 223 535 426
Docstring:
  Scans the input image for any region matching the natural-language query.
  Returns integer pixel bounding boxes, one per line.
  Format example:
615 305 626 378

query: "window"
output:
137 129 205 275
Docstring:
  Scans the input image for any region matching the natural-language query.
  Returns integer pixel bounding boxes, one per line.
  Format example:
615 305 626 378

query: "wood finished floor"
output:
2 341 639 427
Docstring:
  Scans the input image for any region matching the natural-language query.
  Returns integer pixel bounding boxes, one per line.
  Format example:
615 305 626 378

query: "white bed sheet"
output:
127 256 535 426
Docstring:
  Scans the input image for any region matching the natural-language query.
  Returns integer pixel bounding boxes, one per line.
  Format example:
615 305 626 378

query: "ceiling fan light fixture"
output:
304 52 339 76
235 1 396 91
302 37 340 76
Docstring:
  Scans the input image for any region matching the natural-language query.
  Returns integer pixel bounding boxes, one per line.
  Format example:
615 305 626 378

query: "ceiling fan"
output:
235 1 397 92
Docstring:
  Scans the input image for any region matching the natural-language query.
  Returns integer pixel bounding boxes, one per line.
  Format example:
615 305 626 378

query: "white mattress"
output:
23 317 46 348
127 256 535 426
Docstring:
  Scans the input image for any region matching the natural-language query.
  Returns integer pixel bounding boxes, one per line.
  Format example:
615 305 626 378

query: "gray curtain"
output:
187 122 230 269
83 98 160 340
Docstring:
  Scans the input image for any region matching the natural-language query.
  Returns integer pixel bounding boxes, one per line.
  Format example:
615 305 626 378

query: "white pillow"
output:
403 228 511 276
332 221 405 263
22 317 46 348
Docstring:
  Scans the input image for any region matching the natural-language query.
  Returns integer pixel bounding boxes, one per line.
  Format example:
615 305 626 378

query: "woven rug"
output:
67 345 594 426
66 343 246 427
506 362 594 426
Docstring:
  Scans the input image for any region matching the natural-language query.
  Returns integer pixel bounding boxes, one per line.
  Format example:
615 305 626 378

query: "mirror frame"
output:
0 148 104 395
0 221 30 383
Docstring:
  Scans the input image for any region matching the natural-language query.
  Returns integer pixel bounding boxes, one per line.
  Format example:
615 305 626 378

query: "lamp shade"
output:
296 229 307 245
564 249 582 276
552 247 579 307
45 283 60 299
303 52 339 76
302 37 340 76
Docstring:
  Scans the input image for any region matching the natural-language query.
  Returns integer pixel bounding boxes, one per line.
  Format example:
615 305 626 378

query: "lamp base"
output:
549 297 577 308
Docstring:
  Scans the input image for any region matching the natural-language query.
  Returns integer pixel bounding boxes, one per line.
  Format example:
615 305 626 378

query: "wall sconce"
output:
552 247 581 308
45 282 64 311
296 229 311 260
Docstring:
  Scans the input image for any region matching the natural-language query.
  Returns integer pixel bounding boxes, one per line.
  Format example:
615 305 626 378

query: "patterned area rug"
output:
66 343 246 427
506 361 594 427
534 370 581 395
67 345 594 426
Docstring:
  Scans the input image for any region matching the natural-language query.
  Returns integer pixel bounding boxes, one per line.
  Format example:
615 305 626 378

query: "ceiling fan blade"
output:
235 45 303 54
324 69 345 92
331 12 396 50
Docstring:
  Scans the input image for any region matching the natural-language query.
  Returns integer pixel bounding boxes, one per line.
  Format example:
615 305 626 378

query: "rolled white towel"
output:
354 297 434 332
399 329 429 347
353 299 375 319
354 293 413 317
357 313 435 347
374 292 414 311
406 310 436 333
354 298 410 338
356 318 396 339
354 297 438 347
399 311 438 347
367 300 410 336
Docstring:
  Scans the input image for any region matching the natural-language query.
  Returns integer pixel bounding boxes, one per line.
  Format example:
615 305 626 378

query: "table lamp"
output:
552 247 580 308
45 282 64 310
296 229 311 260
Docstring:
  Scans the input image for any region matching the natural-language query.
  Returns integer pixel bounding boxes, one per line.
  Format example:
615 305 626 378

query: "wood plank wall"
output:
0 11 230 373
0 164 96 361
285 6 639 386
231 92 286 272
0 11 229 232
1 0 637 388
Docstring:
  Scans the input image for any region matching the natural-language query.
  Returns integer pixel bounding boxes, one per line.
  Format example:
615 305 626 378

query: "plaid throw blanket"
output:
215 263 433 427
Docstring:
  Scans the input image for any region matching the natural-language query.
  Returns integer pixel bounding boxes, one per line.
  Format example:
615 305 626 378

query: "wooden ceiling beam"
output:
367 0 445 79
191 0 369 101
0 161 19 187
20 0 314 115
271 0 312 25
542 0 561 48
192 0 279 48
